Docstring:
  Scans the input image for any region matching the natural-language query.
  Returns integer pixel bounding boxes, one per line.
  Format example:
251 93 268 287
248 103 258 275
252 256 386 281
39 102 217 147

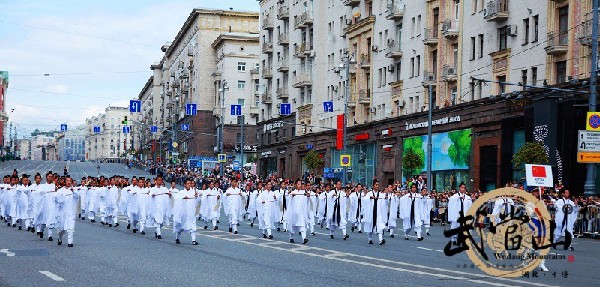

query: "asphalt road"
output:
0 160 599 287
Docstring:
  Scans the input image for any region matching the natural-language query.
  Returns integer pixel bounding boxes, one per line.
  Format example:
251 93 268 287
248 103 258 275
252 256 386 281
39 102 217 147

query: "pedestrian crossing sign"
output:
218 154 227 162
340 155 351 167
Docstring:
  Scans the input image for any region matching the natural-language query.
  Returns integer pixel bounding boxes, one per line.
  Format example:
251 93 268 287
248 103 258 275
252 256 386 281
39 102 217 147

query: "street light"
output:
340 50 356 186
219 80 229 177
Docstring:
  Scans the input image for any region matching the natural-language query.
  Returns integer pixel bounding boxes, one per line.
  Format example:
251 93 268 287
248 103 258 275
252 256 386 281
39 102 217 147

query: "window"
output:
237 62 246 72
531 67 538 86
378 69 382 88
533 15 539 42
411 17 416 37
410 57 415 77
498 26 508 51
523 18 530 44
417 15 422 36
237 80 246 89
521 70 528 90
472 0 477 14
382 67 387 86
416 55 421 76
497 75 507 94
470 37 476 60
237 99 245 107
395 62 401 81
558 7 569 45
478 34 484 58
556 61 567 84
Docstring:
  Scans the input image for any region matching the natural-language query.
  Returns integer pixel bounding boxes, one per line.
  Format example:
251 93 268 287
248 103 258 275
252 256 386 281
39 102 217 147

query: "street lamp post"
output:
341 50 356 186
427 84 434 191
220 81 229 178
584 0 599 196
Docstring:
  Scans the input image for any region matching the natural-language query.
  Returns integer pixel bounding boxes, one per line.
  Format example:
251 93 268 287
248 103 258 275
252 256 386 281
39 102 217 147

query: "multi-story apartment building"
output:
16 138 31 160
254 0 599 193
135 8 260 164
58 125 86 161
85 106 129 161
0 71 7 150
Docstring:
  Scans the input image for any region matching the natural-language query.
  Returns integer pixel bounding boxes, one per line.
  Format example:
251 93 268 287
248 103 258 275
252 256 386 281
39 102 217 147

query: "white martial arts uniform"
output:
400 192 423 239
225 186 244 233
257 189 277 237
326 190 348 238
172 188 198 243
386 193 400 237
55 187 80 246
200 188 220 229
447 192 473 244
554 198 578 248
148 185 171 237
362 190 388 243
419 195 435 234
287 189 308 243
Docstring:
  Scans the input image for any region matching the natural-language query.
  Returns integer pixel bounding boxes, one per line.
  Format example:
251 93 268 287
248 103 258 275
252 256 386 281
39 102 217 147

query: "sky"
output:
0 0 259 138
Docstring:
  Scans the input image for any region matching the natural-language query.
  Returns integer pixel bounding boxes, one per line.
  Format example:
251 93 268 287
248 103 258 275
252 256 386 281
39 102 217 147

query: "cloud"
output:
44 84 68 94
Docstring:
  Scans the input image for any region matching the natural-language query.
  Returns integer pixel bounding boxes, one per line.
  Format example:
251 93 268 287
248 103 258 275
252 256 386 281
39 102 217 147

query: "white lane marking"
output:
39 271 65 281
0 249 16 257
417 247 433 251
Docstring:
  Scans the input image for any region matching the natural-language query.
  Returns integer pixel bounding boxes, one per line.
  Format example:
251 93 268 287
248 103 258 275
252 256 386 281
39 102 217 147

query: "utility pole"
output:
342 50 350 186
220 81 228 178
585 0 599 196
427 84 433 191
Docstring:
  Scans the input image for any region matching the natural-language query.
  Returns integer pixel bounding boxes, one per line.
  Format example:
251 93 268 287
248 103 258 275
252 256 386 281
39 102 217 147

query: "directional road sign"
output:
129 100 141 113
123 126 130 134
578 130 600 152
186 103 197 116
577 152 600 163
150 126 158 133
60 124 68 131
231 104 242 116
181 124 190 131
218 154 227 163
93 126 101 134
280 103 291 115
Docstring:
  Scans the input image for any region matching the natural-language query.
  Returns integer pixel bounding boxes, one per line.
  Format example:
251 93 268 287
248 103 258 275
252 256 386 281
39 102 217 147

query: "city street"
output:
0 161 598 287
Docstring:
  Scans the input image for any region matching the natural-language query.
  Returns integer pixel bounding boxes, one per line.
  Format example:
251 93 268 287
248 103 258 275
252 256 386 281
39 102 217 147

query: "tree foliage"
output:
512 141 548 168
303 150 324 171
403 149 424 178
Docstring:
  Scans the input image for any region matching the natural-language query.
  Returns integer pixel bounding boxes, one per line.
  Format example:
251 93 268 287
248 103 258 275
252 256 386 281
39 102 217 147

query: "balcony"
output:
545 32 569 55
358 89 371 104
262 68 273 79
385 41 403 58
278 33 289 45
277 60 289 72
423 27 439 46
249 105 259 116
441 19 459 38
423 71 437 86
298 104 313 121
359 54 371 69
276 87 289 99
442 65 458 82
250 67 259 80
294 44 307 58
294 11 313 29
304 42 314 56
386 2 405 20
277 6 289 20
293 73 313 88
578 13 599 46
343 0 360 6
262 16 274 30
484 0 509 22
261 93 272 104
262 42 273 54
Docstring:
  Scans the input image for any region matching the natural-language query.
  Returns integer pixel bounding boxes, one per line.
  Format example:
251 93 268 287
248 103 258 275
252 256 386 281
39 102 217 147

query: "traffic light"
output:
122 116 128 125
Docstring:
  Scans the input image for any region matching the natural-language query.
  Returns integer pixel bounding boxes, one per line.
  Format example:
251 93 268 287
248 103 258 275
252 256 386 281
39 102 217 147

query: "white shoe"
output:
539 261 549 272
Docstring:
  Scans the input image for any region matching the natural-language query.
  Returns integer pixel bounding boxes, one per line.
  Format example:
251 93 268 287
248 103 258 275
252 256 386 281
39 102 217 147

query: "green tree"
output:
447 129 472 167
512 141 548 168
403 136 425 170
403 149 424 178
303 150 324 172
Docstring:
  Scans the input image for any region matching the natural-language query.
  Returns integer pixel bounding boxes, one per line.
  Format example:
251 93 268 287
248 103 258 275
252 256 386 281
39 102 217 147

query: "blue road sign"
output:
181 124 190 131
150 126 158 133
233 160 240 171
93 126 101 134
230 104 242 116
280 103 291 115
324 101 334 112
186 103 197 116
60 124 68 131
129 100 141 113
123 126 130 134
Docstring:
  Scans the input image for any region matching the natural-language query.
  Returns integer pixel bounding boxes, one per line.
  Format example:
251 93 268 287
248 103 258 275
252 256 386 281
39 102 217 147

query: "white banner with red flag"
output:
525 164 553 187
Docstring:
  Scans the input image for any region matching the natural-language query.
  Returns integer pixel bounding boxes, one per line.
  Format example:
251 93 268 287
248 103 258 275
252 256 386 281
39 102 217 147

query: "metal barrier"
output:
574 205 600 239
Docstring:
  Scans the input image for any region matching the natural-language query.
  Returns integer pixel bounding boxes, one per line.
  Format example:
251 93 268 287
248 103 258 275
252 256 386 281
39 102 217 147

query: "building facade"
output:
0 71 8 153
58 125 86 161
85 106 129 161
16 138 31 160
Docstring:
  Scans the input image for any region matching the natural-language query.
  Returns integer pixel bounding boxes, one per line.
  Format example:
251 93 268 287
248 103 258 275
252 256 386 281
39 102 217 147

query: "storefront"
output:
330 142 377 187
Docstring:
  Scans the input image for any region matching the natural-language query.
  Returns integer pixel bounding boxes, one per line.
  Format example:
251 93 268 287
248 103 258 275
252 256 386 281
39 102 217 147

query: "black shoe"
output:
101 222 105 226
115 223 119 227
30 228 35 233
262 234 267 238
48 237 53 242
67 244 73 247
277 228 281 232
175 239 181 244
390 234 395 238
91 219 96 223
368 240 373 244
57 239 62 245
157 235 162 239
204 226 208 230
284 229 287 233
213 226 218 230
330 235 334 239
217 220 220 224
303 238 309 244
12 224 16 227
234 231 238 234
379 239 386 245
311 232 315 236
192 241 198 245
108 224 112 227
140 231 146 235
18 226 22 230
229 227 232 233
133 229 137 233
426 232 430 236
344 234 349 240
418 237 424 241
405 237 409 240
289 239 295 243
127 224 130 229
82 217 86 221
250 222 254 227
268 235 273 239
358 231 363 234
40 232 44 239
351 226 355 232
568 247 574 251
154 232 158 238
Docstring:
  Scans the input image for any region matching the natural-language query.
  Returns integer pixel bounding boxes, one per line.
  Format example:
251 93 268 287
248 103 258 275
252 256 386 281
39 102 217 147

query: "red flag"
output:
531 165 547 178
336 114 344 150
